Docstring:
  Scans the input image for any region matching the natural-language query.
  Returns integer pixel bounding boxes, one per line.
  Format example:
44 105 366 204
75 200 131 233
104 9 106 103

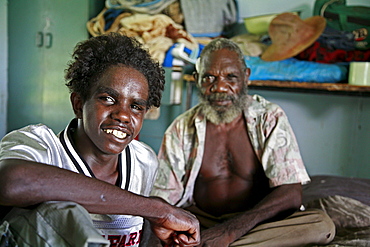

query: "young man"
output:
151 38 335 246
0 33 199 247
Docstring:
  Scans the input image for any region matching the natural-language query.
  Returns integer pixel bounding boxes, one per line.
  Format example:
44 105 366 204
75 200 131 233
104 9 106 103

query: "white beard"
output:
198 87 248 125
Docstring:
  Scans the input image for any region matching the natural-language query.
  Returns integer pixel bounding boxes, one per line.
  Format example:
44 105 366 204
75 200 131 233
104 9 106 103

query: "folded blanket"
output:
245 56 347 83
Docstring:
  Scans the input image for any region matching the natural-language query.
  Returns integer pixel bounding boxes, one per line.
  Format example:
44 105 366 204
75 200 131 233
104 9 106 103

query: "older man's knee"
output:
313 209 336 244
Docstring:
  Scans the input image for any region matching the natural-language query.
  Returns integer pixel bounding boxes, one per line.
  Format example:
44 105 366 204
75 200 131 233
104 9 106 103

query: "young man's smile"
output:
73 65 149 156
103 128 128 139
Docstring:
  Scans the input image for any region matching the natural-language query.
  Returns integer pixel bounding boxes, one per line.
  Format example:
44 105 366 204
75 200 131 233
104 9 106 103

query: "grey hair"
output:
196 38 247 72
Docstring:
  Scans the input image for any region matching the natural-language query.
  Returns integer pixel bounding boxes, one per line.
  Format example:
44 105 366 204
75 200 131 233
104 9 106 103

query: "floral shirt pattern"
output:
151 94 310 207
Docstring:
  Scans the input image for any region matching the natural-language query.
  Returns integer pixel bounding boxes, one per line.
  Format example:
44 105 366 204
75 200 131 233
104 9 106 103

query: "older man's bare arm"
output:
198 183 302 247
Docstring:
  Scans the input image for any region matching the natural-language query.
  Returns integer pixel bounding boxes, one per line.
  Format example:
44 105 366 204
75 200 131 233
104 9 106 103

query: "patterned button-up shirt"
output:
151 94 310 208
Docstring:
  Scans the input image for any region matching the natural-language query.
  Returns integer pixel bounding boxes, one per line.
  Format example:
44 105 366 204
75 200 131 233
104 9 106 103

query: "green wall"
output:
249 90 370 179
0 0 7 138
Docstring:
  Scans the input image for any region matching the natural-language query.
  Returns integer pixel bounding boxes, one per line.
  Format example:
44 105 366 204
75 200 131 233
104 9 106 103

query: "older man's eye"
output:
202 75 216 84
227 74 239 82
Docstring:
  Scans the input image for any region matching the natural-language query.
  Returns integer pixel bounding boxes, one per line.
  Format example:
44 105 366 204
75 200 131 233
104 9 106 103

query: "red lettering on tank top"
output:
136 230 142 244
125 232 137 246
104 231 141 246
107 235 121 247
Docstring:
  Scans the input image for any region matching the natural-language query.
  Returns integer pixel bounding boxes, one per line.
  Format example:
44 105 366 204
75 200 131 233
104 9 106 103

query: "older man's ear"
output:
193 71 199 82
245 68 251 83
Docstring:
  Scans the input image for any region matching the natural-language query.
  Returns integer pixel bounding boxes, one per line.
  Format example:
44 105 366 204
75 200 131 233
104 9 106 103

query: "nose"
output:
111 104 130 123
210 78 229 93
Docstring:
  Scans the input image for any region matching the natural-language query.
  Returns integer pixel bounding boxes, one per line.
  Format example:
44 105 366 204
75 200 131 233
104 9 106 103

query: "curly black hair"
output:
65 33 165 108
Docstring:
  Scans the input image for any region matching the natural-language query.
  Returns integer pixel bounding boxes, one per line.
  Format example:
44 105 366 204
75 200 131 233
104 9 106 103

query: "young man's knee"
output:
5 201 109 247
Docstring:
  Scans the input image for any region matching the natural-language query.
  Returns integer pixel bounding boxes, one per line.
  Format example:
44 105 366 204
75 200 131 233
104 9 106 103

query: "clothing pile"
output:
87 0 198 65
296 0 370 64
87 1 369 83
239 7 369 83
240 0 370 83
242 13 346 83
87 0 241 67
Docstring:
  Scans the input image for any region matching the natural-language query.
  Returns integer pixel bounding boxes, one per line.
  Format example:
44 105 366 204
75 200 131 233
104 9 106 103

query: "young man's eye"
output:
100 96 115 104
132 104 145 111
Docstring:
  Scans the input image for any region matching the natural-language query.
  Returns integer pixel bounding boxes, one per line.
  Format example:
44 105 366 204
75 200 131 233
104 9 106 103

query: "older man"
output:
151 38 335 247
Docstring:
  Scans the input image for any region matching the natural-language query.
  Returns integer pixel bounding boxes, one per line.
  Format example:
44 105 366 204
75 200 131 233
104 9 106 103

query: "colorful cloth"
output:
296 41 370 64
151 94 310 207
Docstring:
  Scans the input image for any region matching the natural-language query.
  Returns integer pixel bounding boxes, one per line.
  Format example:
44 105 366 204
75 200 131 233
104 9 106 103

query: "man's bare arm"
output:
198 183 302 247
0 159 200 246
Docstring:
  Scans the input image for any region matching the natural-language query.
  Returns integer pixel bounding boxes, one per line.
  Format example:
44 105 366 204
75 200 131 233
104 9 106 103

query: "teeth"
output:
104 129 127 139
113 130 127 139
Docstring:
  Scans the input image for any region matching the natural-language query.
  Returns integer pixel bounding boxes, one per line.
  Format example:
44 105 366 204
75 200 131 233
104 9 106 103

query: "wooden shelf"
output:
183 74 370 97
248 80 370 96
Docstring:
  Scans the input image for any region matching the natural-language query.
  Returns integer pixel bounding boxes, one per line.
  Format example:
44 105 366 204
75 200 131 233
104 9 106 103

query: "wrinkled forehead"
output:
197 49 245 73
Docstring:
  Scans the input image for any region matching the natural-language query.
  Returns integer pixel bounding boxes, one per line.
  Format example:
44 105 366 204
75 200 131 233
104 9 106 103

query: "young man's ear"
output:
70 93 83 119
